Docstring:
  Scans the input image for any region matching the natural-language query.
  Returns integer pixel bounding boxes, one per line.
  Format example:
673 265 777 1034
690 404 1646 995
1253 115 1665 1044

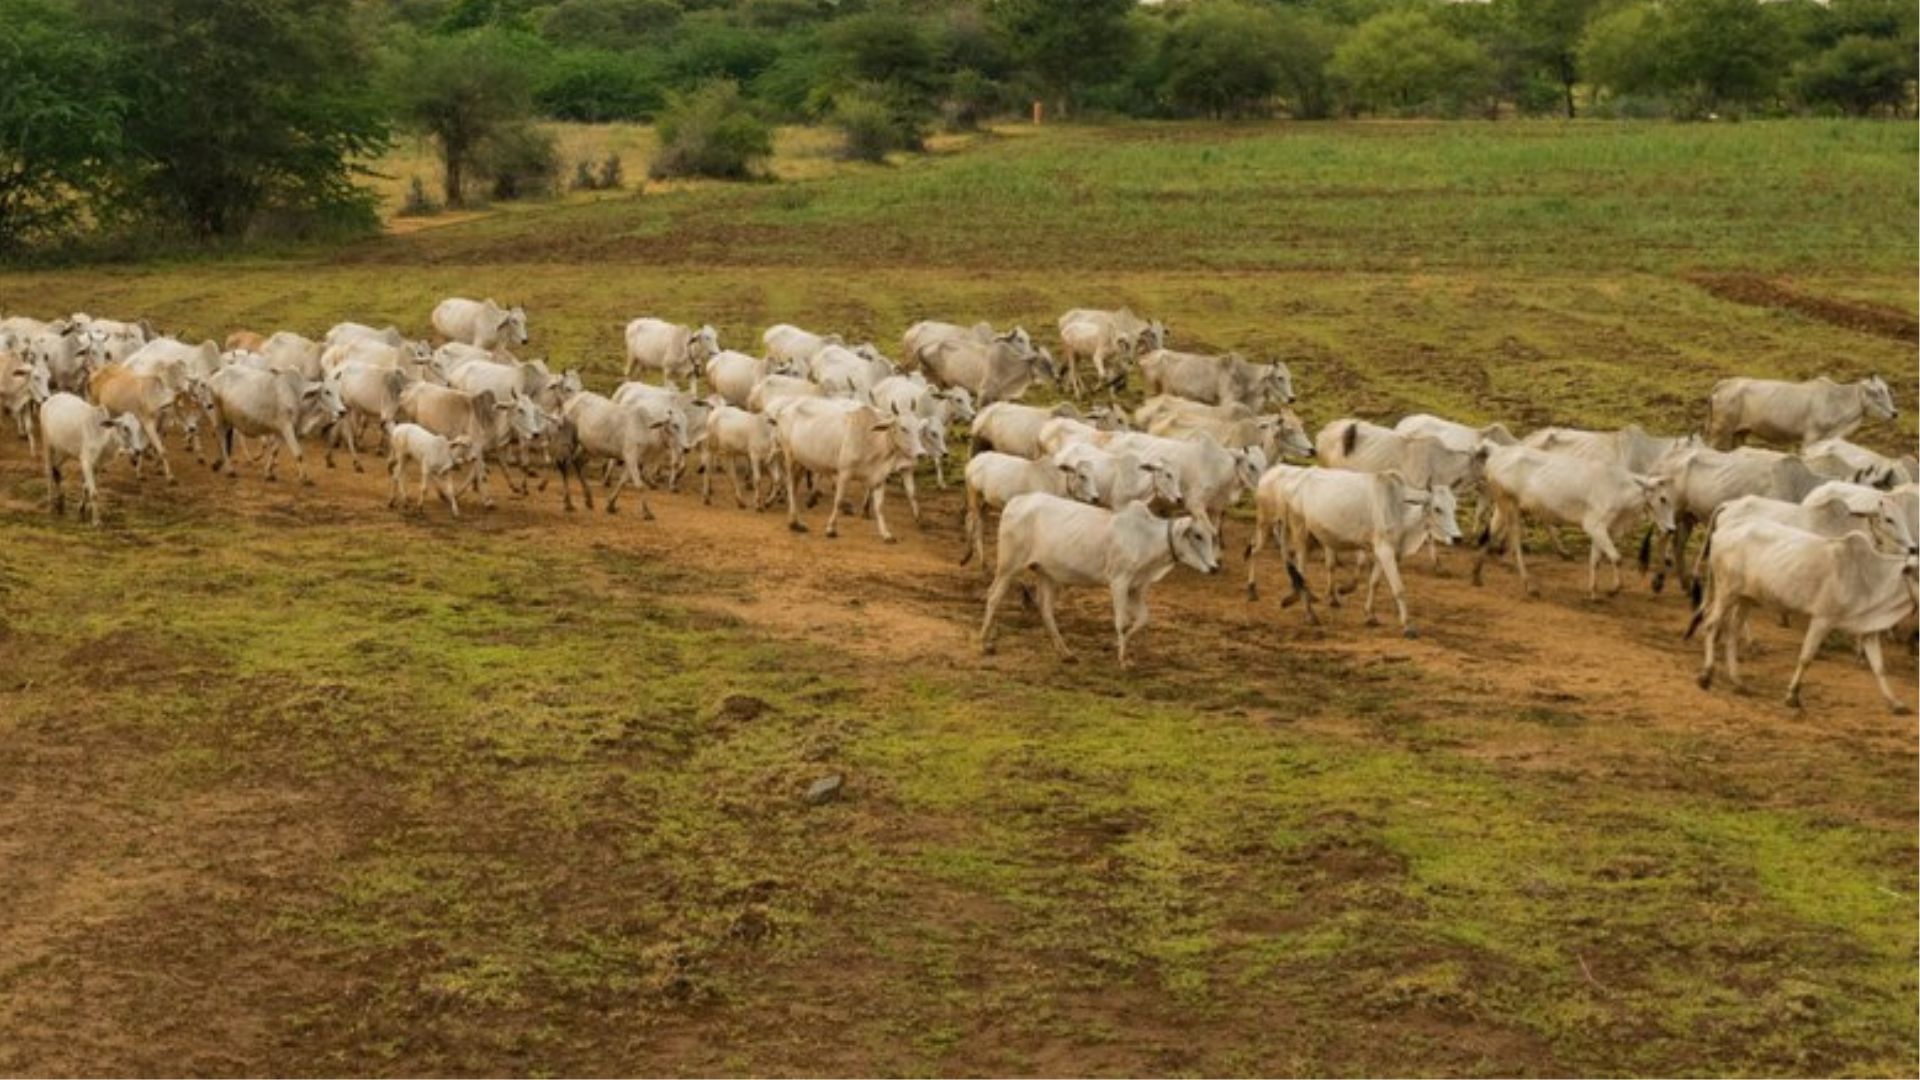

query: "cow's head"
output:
1263 362 1296 405
937 386 976 425
1861 374 1897 421
998 326 1033 353
446 434 477 468
1057 458 1101 505
1142 459 1184 506
1030 345 1059 386
873 404 927 462
298 380 346 435
1232 446 1268 491
1169 515 1221 575
1269 408 1314 459
1634 474 1677 534
503 306 529 347
109 411 148 457
1420 483 1464 545
689 325 720 362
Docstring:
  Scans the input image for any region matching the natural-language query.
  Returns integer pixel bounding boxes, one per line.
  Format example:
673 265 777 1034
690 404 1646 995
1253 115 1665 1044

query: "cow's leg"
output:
1123 586 1152 656
1035 578 1073 659
901 469 922 525
1861 634 1907 713
1784 617 1832 709
821 472 851 538
79 455 102 526
441 469 461 518
783 450 807 533
933 449 947 490
1507 510 1536 596
386 454 402 508
601 458 618 490
1723 602 1748 690
632 458 657 521
1322 546 1342 608
140 416 174 482
282 423 313 485
978 567 1018 654
745 455 761 511
870 479 895 542
1243 511 1271 600
1110 577 1134 667
44 452 63 515
1372 540 1414 636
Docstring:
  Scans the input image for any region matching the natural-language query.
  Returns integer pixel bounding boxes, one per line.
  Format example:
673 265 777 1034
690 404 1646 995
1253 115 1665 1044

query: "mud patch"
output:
1690 274 1917 341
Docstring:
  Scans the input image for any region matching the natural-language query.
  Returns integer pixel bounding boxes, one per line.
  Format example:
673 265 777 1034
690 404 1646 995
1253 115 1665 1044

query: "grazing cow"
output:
88 364 191 480
973 401 1084 459
774 397 927 541
1472 445 1676 600
399 383 545 508
901 320 1031 367
707 351 799 408
1246 465 1462 636
326 361 415 471
1137 349 1295 409
203 366 344 485
1688 519 1917 712
39 393 147 525
1135 396 1314 464
624 318 719 388
702 404 782 510
560 391 678 518
1394 414 1518 453
1052 442 1185 511
1098 430 1265 530
922 336 1057 406
748 373 825 415
1056 308 1162 396
960 451 1102 568
1707 374 1897 449
386 423 474 517
979 494 1219 667
433 297 529 350
1520 424 1699 475
1802 437 1912 489
3 351 53 454
763 324 849 365
1651 446 1825 591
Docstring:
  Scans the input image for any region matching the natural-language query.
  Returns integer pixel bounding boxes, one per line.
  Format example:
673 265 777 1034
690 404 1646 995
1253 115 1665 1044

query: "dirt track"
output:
14 431 1913 742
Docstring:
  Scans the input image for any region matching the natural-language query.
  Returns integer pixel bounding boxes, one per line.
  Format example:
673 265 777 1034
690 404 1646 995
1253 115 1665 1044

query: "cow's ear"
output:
301 383 323 398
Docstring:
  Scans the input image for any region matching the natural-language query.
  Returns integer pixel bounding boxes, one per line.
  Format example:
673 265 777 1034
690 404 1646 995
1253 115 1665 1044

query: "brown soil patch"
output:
1691 273 1918 341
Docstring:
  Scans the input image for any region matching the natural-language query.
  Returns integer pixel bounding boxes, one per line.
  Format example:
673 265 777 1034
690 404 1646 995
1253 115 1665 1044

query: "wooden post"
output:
1032 99 1044 125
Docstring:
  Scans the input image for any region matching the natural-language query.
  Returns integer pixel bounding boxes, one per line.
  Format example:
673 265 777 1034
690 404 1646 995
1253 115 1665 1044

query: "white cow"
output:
560 392 679 519
922 336 1057 406
774 397 927 542
624 318 718 388
1689 519 1916 712
901 320 1031 368
871 373 970 487
39 393 147 525
1137 350 1295 409
1473 445 1676 600
763 323 848 365
1802 437 1912 489
386 423 474 517
399 383 546 507
1317 419 1484 490
325 322 429 357
706 351 799 408
612 381 710 487
1708 374 1898 450
747 374 825 415
1052 443 1185 511
1805 480 1919 552
327 361 416 471
1246 465 1461 636
88 364 191 481
254 332 325 381
1520 424 1699 475
979 494 1219 667
960 451 1101 569
1394 413 1518 453
202 366 344 485
971 402 1081 459
1652 446 1825 591
1 351 52 453
433 297 528 350
1135 396 1314 464
23 326 90 395
1097 430 1265 530
1056 308 1162 396
701 404 782 510
810 343 894 402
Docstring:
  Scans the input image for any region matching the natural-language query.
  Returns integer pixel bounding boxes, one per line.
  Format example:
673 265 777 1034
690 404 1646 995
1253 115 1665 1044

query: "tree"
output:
1160 2 1285 119
1268 8 1345 120
1578 2 1670 100
1503 0 1600 116
388 29 542 207
649 80 773 180
83 0 389 239
1661 0 1791 114
1330 9 1491 116
1789 35 1916 114
988 0 1136 118
0 0 123 246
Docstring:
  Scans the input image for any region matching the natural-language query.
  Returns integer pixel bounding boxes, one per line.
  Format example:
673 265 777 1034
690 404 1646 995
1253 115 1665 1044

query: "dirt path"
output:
9 434 1911 751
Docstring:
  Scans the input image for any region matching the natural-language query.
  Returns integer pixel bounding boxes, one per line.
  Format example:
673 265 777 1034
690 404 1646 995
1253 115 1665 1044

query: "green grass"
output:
0 118 1915 1075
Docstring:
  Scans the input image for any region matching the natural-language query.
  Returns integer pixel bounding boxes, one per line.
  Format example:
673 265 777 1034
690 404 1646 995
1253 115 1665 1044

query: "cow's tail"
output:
1637 524 1654 571
1683 534 1714 640
970 433 991 456
1340 420 1359 458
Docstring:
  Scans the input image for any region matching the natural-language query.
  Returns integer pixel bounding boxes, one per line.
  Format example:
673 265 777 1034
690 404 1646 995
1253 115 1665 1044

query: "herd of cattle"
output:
0 299 1914 710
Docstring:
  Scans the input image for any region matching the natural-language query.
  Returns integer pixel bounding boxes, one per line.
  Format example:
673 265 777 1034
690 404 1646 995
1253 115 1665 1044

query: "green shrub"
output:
832 89 925 163
480 123 561 201
400 175 441 216
650 80 774 180
538 49 666 122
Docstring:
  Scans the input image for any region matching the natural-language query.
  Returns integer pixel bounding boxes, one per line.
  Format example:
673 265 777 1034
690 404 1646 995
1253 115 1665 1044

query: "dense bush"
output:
1331 10 1491 116
537 49 665 122
650 80 774 180
479 122 561 200
1788 34 1915 115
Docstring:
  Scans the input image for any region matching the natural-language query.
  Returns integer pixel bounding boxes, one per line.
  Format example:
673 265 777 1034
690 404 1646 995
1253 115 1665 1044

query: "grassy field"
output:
0 119 1916 1076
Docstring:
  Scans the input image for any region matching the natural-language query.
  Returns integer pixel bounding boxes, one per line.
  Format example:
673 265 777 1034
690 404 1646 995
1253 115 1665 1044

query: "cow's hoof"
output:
352 462 363 474
1364 615 1380 627
301 478 315 487
789 521 807 534
1696 671 1712 690
606 505 619 515
1783 693 1802 710
642 509 656 522
1889 701 1910 715
1403 627 1419 640
1245 584 1258 602
883 535 898 544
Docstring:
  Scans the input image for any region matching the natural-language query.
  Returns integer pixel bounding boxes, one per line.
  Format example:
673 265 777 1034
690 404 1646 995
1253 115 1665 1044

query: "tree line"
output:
2 0 1913 251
